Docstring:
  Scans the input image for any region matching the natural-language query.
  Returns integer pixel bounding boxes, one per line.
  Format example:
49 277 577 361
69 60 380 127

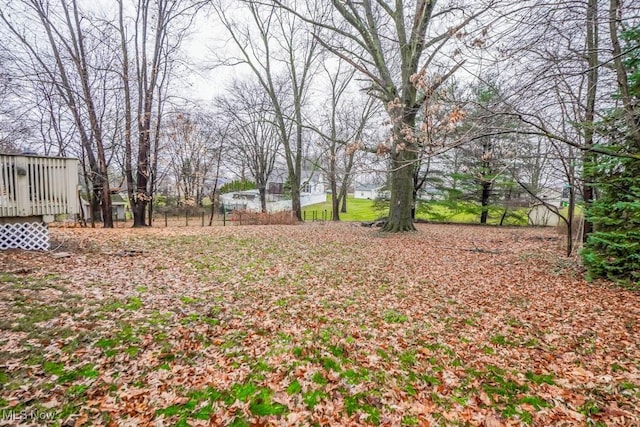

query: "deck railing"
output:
0 154 79 218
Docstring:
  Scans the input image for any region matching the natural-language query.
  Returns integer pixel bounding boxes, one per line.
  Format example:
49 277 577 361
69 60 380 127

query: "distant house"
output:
81 193 128 221
267 167 327 197
109 193 127 220
354 184 386 200
527 187 565 226
528 204 561 226
219 170 327 213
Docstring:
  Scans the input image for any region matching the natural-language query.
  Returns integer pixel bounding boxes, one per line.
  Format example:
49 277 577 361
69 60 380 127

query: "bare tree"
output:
0 43 31 154
582 0 599 239
0 0 115 227
214 0 320 220
207 118 229 226
270 0 502 231
117 0 204 227
314 61 377 221
164 112 220 206
608 0 640 148
218 79 281 213
494 0 635 248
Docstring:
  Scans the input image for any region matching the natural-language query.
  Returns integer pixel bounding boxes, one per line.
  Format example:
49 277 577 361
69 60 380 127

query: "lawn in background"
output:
303 195 529 225
302 196 386 222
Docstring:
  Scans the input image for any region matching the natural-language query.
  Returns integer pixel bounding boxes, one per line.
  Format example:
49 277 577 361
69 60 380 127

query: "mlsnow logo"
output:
1 409 57 422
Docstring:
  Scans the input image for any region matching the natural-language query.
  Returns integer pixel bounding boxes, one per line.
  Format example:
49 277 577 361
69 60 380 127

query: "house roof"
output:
356 184 384 191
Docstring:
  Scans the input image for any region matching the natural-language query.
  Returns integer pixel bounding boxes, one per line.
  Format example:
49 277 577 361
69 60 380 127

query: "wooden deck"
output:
0 154 79 220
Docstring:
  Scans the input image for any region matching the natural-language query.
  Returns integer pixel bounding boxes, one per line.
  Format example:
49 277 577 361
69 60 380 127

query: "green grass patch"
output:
248 388 287 416
303 389 327 409
302 196 385 222
43 361 65 377
344 392 382 425
383 310 408 324
302 195 529 225
180 296 200 304
94 323 142 358
312 372 328 385
43 361 98 384
341 368 370 385
156 382 287 423
102 296 143 311
286 380 302 395
525 371 555 385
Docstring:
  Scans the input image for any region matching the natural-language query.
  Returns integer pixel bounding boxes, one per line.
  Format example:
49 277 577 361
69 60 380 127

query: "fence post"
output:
165 212 168 227
186 212 189 226
303 211 306 221
223 211 226 226
201 212 205 227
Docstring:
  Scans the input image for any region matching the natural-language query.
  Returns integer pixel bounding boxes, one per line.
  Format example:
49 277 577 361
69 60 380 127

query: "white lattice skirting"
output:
0 222 49 251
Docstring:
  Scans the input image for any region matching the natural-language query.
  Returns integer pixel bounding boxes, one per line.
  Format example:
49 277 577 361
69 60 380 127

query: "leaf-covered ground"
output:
1 223 639 426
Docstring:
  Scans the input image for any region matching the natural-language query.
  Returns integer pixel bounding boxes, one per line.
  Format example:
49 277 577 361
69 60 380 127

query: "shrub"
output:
231 210 299 226
220 179 256 194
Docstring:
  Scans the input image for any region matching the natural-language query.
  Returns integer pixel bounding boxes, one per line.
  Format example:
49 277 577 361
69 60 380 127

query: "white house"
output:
220 171 327 213
354 184 386 200
528 204 561 226
80 193 128 222
527 187 565 226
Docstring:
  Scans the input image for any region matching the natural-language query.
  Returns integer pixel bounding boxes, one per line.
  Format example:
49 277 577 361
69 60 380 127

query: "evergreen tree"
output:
582 26 640 286
439 82 521 224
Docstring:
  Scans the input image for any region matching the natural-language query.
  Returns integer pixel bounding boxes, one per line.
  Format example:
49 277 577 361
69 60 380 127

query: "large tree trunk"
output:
100 178 113 228
132 126 150 227
383 147 417 232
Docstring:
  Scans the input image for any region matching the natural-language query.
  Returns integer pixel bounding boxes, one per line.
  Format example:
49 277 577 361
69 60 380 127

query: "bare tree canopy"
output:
265 0 507 231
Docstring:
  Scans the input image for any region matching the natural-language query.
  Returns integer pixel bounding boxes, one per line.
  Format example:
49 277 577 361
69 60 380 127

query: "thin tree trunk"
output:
330 151 339 221
480 181 492 224
499 186 512 226
259 187 267 213
209 148 223 226
338 151 355 215
609 0 640 148
567 175 576 257
583 0 599 240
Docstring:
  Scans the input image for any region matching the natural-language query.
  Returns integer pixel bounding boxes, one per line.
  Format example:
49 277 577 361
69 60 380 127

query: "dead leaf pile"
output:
0 223 638 426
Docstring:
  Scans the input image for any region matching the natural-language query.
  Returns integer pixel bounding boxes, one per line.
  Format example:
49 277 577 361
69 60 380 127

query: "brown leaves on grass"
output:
0 223 639 426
